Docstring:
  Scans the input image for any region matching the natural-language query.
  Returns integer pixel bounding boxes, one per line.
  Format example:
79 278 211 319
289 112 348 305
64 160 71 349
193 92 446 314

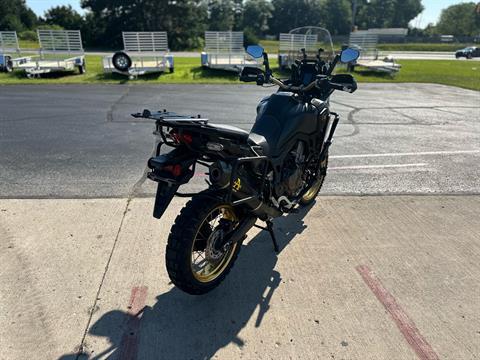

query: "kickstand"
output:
254 220 279 253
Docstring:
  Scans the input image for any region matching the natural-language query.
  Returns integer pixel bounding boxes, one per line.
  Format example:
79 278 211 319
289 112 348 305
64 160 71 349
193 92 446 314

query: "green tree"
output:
268 0 324 34
242 0 273 36
0 0 37 31
436 2 480 37
44 5 84 30
208 0 235 30
355 0 423 29
323 0 352 35
81 0 208 50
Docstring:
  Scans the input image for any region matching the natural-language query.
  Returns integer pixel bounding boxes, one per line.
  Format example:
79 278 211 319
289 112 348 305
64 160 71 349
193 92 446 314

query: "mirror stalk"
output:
263 52 271 81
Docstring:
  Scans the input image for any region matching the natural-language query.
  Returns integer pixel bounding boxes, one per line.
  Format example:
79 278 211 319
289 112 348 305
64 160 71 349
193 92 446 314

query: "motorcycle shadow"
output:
64 202 317 360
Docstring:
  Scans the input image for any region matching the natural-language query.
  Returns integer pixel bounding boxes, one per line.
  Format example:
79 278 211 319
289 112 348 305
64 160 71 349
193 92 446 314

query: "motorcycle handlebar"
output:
270 77 318 92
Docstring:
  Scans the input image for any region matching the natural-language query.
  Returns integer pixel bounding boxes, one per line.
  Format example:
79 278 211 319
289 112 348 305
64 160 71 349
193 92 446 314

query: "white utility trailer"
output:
278 27 335 69
201 31 260 72
103 32 174 79
0 31 31 72
14 30 85 78
348 31 401 74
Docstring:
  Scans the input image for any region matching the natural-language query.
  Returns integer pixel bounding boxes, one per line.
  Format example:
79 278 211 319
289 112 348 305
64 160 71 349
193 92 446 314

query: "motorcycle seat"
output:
206 123 250 141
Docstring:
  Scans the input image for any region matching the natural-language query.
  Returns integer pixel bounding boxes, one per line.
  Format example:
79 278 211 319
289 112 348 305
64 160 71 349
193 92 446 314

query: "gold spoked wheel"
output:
300 155 328 206
190 205 239 283
302 179 323 203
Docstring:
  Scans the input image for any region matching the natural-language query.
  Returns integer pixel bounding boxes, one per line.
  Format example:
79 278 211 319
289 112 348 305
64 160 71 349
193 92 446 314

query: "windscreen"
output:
287 26 335 61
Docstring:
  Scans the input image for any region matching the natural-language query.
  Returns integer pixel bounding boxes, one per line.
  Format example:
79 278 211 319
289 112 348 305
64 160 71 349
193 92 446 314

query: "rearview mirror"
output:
246 45 264 59
340 48 360 63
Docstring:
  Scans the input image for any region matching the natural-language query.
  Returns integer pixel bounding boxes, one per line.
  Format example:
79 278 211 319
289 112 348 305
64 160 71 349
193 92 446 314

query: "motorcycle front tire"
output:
299 154 329 206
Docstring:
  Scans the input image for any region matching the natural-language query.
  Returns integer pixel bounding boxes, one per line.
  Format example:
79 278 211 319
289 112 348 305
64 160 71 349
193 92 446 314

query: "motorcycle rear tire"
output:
165 194 243 295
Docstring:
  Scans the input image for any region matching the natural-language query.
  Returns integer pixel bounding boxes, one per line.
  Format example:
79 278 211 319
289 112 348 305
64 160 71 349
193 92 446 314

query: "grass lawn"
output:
0 55 478 91
18 39 40 50
338 60 480 91
377 43 473 52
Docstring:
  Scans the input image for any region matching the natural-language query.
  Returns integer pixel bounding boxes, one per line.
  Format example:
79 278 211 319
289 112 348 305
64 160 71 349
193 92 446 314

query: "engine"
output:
275 142 306 198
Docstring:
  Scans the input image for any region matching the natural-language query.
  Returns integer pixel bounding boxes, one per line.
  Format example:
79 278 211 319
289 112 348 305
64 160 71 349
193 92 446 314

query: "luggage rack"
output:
14 30 85 78
132 109 209 124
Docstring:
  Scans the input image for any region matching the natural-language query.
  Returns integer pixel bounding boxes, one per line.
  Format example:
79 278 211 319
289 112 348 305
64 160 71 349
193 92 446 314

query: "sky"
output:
26 0 473 29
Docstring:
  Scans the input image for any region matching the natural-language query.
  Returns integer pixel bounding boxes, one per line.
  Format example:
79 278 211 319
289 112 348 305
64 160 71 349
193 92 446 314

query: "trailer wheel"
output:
78 61 86 74
112 51 132 72
4 56 13 73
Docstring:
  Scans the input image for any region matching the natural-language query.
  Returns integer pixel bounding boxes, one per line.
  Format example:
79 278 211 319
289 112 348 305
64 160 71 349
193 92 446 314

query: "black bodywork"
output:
139 47 356 223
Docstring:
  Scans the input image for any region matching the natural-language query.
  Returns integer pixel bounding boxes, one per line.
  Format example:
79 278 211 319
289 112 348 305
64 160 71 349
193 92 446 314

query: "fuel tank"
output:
248 92 325 158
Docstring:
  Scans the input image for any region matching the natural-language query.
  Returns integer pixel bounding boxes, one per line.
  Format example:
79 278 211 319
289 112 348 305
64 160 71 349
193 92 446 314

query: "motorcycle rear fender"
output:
147 147 197 219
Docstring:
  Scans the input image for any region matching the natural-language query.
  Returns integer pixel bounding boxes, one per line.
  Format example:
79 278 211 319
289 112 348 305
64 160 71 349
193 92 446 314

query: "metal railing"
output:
204 31 244 54
122 31 169 54
37 30 84 56
0 31 19 53
279 33 318 53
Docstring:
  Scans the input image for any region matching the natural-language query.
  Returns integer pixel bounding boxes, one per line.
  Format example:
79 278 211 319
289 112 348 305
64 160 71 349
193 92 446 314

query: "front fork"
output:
317 111 339 173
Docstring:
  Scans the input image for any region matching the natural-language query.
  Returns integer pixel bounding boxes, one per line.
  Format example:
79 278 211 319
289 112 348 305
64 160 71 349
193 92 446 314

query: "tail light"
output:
163 164 182 177
170 130 193 145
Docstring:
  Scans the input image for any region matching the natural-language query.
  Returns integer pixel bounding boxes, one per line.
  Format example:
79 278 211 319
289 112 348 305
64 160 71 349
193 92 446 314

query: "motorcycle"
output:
134 42 359 295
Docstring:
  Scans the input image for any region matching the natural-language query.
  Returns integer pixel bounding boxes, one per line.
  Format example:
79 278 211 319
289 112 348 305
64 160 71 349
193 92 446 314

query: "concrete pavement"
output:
0 196 479 359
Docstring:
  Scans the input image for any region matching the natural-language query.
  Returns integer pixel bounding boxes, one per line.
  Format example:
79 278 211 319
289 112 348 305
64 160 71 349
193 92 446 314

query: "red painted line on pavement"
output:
356 265 439 360
118 286 148 360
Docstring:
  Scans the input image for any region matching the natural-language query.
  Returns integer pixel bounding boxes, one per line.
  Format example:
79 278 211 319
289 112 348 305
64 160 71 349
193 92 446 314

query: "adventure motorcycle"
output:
135 42 359 295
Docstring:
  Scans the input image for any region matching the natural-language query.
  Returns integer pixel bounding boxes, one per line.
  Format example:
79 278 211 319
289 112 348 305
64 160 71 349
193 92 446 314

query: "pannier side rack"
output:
103 32 174 79
201 31 261 73
0 31 31 72
136 108 272 207
14 30 85 78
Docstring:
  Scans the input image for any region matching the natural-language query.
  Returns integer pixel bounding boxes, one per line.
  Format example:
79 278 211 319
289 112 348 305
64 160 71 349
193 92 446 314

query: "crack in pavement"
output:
106 86 131 122
75 196 132 359
74 137 157 358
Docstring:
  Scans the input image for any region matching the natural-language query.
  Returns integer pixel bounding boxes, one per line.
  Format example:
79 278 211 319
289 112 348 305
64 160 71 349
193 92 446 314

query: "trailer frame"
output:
0 31 32 72
348 30 401 74
13 30 85 78
201 31 260 72
103 31 174 79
